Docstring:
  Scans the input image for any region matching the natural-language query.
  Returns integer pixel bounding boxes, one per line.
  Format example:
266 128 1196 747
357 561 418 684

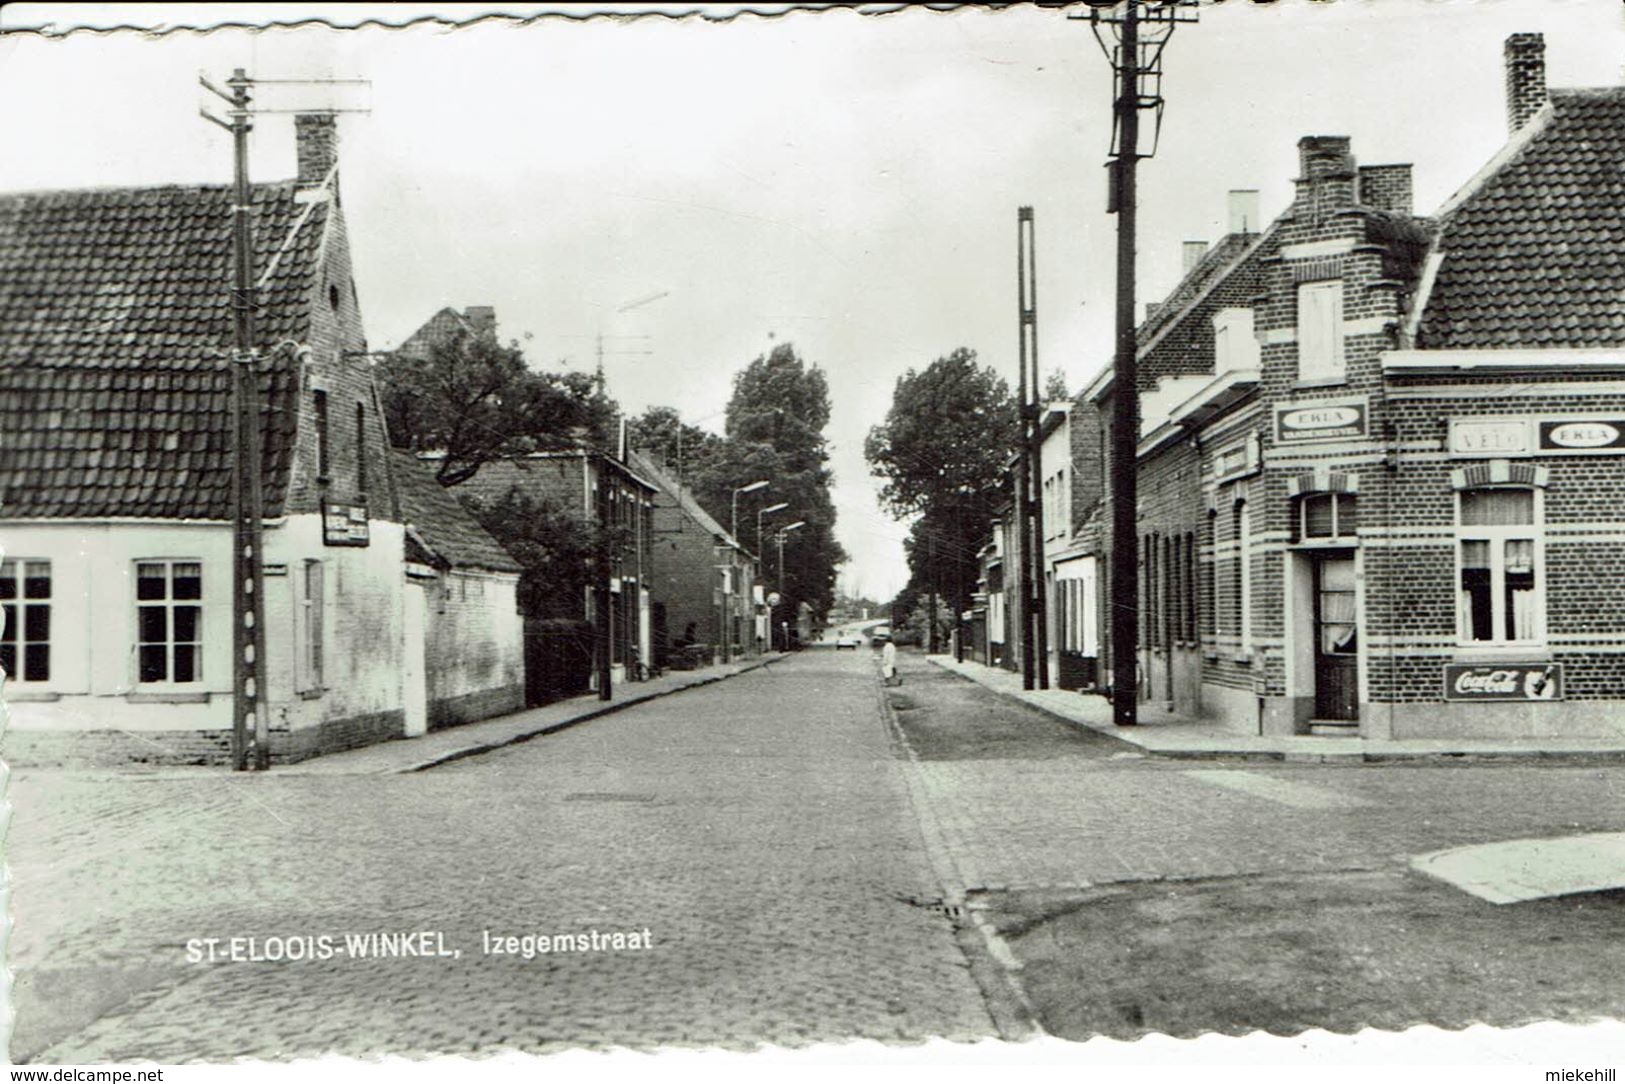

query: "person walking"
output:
880 638 898 686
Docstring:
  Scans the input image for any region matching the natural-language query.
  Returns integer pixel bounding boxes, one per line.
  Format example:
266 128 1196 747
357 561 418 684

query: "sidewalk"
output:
927 653 1625 761
278 653 788 775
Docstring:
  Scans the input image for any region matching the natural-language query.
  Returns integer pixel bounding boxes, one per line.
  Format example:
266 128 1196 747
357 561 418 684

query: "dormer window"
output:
1297 280 1345 382
1212 306 1258 373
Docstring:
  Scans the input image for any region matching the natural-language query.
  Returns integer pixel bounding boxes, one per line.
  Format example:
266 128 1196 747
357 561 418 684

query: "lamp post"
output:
756 501 788 562
731 480 769 545
776 521 805 650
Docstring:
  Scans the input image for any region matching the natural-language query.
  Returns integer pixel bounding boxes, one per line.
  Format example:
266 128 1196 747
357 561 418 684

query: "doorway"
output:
402 581 428 737
1312 554 1358 721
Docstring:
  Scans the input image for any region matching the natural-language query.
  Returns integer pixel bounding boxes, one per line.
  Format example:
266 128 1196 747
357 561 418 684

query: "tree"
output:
626 406 724 486
1043 367 1070 402
377 327 617 486
694 343 846 627
864 348 1019 624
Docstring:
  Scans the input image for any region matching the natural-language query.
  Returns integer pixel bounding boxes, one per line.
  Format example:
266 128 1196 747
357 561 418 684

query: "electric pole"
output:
1016 207 1048 690
1078 0 1198 725
201 70 368 769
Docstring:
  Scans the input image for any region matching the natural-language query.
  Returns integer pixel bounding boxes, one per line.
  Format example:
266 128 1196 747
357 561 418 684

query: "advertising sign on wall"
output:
1274 397 1368 444
1442 662 1563 702
322 500 370 547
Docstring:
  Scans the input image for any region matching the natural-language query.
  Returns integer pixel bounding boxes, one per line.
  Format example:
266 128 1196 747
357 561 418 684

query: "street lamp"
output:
731 480 769 545
756 501 788 560
775 521 805 651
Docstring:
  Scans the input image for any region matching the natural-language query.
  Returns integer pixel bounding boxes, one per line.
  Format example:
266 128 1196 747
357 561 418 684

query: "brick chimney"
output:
1294 136 1357 219
463 306 497 340
1358 164 1413 215
1227 189 1260 235
1505 33 1547 134
295 113 339 188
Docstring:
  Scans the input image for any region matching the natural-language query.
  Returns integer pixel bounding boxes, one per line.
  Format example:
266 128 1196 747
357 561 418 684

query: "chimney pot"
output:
1227 189 1261 235
1504 32 1547 134
1295 136 1357 219
294 113 339 188
1182 241 1209 275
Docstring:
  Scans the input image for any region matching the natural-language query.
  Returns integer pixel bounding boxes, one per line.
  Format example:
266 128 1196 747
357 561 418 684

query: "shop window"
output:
1297 280 1345 382
1203 510 1217 637
1298 493 1359 542
1 559 51 682
137 560 203 683
1458 488 1541 644
1184 531 1198 642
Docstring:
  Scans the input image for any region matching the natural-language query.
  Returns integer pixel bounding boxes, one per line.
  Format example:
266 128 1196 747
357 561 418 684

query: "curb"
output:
399 655 787 773
924 656 1625 764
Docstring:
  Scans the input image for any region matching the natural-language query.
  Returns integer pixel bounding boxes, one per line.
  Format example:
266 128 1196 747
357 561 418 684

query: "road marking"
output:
1181 769 1370 810
1411 832 1625 904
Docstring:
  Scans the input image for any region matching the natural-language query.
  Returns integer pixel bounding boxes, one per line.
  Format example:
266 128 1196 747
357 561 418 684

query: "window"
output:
314 390 330 481
137 561 202 683
1458 488 1541 644
1 559 51 682
355 402 367 493
1297 280 1345 382
1235 501 1253 655
302 560 325 691
1298 493 1359 541
1212 306 1259 374
1203 511 1217 638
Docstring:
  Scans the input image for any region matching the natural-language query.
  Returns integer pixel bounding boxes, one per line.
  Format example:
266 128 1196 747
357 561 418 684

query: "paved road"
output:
884 653 1625 1040
8 651 994 1061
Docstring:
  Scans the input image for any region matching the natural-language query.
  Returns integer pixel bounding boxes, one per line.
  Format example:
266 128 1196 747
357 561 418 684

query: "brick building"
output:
0 114 525 764
1069 33 1625 741
627 448 758 665
446 447 656 687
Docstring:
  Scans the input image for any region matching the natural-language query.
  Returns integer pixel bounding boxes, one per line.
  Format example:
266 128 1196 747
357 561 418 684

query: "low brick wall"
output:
428 683 524 732
3 708 408 768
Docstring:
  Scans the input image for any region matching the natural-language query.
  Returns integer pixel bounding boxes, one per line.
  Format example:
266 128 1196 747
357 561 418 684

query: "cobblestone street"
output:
11 646 1625 1061
7 653 994 1061
884 654 1625 1040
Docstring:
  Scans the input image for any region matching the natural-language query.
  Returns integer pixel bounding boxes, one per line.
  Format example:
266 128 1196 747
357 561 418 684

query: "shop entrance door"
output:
1312 554 1359 721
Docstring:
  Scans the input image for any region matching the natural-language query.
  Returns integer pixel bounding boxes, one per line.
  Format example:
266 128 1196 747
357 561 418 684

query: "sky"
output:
4 0 1625 603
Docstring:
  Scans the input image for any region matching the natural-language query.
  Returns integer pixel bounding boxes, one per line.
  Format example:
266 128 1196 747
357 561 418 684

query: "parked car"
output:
835 633 862 650
869 625 892 645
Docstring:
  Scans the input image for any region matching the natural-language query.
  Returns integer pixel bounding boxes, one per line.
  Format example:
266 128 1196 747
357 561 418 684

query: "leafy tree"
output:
627 406 724 485
377 327 618 486
864 347 1018 621
1043 367 1070 402
458 485 629 621
693 343 845 624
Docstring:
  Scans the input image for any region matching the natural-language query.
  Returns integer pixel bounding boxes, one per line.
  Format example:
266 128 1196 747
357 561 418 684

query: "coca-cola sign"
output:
1442 662 1563 701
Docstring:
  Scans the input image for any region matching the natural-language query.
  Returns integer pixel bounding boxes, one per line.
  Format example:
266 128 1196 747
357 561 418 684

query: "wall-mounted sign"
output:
1449 417 1625 457
1274 398 1368 444
1539 419 1625 453
1449 418 1532 458
322 501 370 547
1443 662 1563 702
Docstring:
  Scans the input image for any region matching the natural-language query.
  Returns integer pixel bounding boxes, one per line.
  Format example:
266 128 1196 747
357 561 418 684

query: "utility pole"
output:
1079 0 1198 725
201 70 368 771
1015 207 1042 690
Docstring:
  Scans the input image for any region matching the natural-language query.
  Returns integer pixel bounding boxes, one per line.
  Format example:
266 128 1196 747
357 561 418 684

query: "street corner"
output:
966 866 1625 1042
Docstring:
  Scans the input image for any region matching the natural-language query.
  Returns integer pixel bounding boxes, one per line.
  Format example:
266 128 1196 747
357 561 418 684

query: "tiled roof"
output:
391 450 522 573
625 448 740 550
0 181 326 519
1420 89 1625 349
